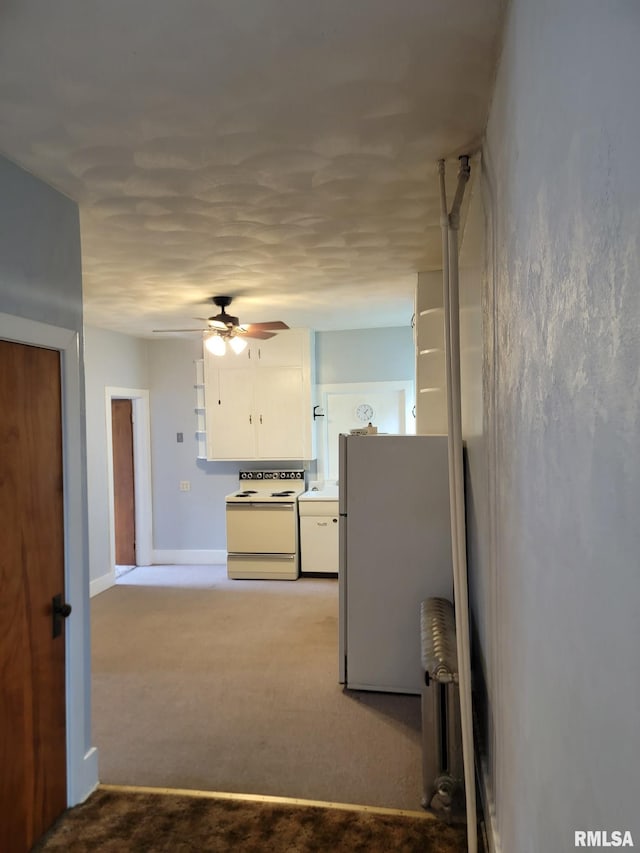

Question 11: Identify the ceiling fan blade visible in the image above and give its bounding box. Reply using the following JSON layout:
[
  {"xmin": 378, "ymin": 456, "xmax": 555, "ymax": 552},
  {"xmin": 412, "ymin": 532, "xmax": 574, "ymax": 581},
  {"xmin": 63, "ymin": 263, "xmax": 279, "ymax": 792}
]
[
  {"xmin": 153, "ymin": 328, "xmax": 205, "ymax": 333},
  {"xmin": 243, "ymin": 329, "xmax": 277, "ymax": 340},
  {"xmin": 244, "ymin": 321, "xmax": 289, "ymax": 332}
]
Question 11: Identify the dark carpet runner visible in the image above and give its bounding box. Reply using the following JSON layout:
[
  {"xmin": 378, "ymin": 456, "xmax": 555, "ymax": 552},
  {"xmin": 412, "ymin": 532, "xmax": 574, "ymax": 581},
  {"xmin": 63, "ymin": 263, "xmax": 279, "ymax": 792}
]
[{"xmin": 33, "ymin": 787, "xmax": 467, "ymax": 852}]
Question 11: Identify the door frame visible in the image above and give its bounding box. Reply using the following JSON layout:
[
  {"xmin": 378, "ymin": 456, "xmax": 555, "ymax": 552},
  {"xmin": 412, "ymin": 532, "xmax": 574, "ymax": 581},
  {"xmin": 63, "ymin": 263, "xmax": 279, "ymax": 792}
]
[
  {"xmin": 105, "ymin": 387, "xmax": 152, "ymax": 574},
  {"xmin": 0, "ymin": 311, "xmax": 97, "ymax": 807}
]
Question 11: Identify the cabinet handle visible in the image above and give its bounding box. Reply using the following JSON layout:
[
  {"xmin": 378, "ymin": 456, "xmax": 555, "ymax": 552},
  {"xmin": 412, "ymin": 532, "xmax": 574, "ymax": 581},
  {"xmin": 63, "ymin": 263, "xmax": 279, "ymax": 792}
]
[
  {"xmin": 249, "ymin": 414, "xmax": 252, "ymax": 424},
  {"xmin": 260, "ymin": 414, "xmax": 263, "ymax": 424},
  {"xmin": 258, "ymin": 348, "xmax": 261, "ymax": 359}
]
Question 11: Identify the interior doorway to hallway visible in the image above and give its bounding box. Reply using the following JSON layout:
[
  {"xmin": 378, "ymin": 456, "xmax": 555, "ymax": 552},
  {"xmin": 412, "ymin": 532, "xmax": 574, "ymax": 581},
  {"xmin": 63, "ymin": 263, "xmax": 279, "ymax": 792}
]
[
  {"xmin": 104, "ymin": 387, "xmax": 153, "ymax": 579},
  {"xmin": 111, "ymin": 398, "xmax": 136, "ymax": 569}
]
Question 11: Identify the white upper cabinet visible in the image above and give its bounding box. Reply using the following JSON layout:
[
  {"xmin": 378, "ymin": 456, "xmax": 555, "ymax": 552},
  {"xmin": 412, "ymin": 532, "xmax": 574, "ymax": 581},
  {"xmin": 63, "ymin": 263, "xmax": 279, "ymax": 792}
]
[
  {"xmin": 206, "ymin": 368, "xmax": 255, "ymax": 459},
  {"xmin": 248, "ymin": 330, "xmax": 303, "ymax": 367},
  {"xmin": 209, "ymin": 329, "xmax": 303, "ymax": 369},
  {"xmin": 254, "ymin": 367, "xmax": 305, "ymax": 459},
  {"xmin": 203, "ymin": 329, "xmax": 316, "ymax": 461}
]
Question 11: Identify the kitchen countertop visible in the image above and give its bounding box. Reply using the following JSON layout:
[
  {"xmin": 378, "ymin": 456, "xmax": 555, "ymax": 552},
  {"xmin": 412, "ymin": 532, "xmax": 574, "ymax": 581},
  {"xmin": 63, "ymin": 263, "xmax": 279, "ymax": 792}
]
[{"xmin": 299, "ymin": 482, "xmax": 339, "ymax": 501}]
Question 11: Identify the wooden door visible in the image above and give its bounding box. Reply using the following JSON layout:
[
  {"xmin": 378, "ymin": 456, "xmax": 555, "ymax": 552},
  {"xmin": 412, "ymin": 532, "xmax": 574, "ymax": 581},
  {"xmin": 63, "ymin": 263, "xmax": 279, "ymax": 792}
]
[
  {"xmin": 0, "ymin": 339, "xmax": 67, "ymax": 852},
  {"xmin": 111, "ymin": 399, "xmax": 136, "ymax": 565}
]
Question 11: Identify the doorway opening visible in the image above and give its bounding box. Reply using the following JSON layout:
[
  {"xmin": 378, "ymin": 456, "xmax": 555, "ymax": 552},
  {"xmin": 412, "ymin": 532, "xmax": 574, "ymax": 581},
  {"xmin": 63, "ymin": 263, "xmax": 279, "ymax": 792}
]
[
  {"xmin": 104, "ymin": 387, "xmax": 153, "ymax": 578},
  {"xmin": 111, "ymin": 398, "xmax": 136, "ymax": 573}
]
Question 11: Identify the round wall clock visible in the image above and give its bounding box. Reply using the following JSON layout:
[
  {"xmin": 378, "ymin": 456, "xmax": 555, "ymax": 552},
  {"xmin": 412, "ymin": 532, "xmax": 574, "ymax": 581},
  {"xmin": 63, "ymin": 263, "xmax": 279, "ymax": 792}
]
[{"xmin": 355, "ymin": 403, "xmax": 374, "ymax": 422}]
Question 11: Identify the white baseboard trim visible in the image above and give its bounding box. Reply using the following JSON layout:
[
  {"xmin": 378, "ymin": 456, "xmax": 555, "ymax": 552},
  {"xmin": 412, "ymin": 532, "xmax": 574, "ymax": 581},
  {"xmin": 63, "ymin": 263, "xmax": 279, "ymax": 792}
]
[
  {"xmin": 152, "ymin": 549, "xmax": 227, "ymax": 565},
  {"xmin": 90, "ymin": 571, "xmax": 115, "ymax": 598},
  {"xmin": 477, "ymin": 758, "xmax": 502, "ymax": 853}
]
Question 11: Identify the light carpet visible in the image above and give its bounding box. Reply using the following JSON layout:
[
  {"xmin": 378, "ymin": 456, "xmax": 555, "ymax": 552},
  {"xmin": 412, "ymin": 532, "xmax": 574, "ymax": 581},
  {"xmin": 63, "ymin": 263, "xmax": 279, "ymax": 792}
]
[{"xmin": 91, "ymin": 565, "xmax": 424, "ymax": 811}]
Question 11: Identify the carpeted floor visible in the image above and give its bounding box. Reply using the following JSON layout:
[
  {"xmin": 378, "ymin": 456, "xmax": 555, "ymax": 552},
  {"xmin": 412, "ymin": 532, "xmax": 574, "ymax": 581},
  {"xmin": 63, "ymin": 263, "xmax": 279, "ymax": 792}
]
[
  {"xmin": 32, "ymin": 787, "xmax": 468, "ymax": 852},
  {"xmin": 92, "ymin": 565, "xmax": 425, "ymax": 810}
]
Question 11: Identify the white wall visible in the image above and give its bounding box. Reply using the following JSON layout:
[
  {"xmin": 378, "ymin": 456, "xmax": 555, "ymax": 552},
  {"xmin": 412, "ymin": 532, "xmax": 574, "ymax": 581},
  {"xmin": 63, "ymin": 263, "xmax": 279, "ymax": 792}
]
[
  {"xmin": 467, "ymin": 1, "xmax": 640, "ymax": 850},
  {"xmin": 0, "ymin": 155, "xmax": 96, "ymax": 803},
  {"xmin": 83, "ymin": 326, "xmax": 150, "ymax": 583}
]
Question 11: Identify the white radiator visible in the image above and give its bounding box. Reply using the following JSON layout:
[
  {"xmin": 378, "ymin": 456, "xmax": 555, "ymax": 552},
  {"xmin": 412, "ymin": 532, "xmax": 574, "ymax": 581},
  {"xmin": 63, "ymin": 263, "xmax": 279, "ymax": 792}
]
[{"xmin": 420, "ymin": 597, "xmax": 463, "ymax": 816}]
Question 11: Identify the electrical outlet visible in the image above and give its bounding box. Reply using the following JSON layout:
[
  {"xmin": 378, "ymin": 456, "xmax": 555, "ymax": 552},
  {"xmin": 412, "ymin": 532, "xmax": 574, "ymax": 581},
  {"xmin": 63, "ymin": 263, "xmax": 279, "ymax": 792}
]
[{"xmin": 179, "ymin": 481, "xmax": 190, "ymax": 492}]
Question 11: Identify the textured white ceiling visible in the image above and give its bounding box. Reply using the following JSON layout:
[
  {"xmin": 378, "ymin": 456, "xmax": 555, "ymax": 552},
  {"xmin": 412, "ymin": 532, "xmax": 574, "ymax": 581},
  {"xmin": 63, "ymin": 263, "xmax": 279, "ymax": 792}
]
[{"xmin": 0, "ymin": 0, "xmax": 503, "ymax": 335}]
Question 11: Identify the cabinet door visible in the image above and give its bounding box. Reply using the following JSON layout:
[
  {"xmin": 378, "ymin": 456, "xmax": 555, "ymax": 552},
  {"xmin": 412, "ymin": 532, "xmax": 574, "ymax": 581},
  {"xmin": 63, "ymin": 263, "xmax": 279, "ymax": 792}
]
[
  {"xmin": 202, "ymin": 337, "xmax": 254, "ymax": 368},
  {"xmin": 254, "ymin": 367, "xmax": 305, "ymax": 459},
  {"xmin": 207, "ymin": 368, "xmax": 256, "ymax": 459},
  {"xmin": 251, "ymin": 330, "xmax": 303, "ymax": 367},
  {"xmin": 300, "ymin": 516, "xmax": 339, "ymax": 574}
]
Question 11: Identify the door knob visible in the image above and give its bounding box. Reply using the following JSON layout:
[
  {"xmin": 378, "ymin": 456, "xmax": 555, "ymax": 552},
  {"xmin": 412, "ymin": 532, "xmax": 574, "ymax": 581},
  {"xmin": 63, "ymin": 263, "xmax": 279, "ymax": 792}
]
[{"xmin": 52, "ymin": 593, "xmax": 72, "ymax": 638}]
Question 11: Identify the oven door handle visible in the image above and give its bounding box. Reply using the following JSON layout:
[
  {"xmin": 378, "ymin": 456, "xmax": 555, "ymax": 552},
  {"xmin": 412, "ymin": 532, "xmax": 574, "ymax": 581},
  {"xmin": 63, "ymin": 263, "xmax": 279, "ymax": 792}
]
[
  {"xmin": 226, "ymin": 502, "xmax": 296, "ymax": 509},
  {"xmin": 227, "ymin": 553, "xmax": 296, "ymax": 560}
]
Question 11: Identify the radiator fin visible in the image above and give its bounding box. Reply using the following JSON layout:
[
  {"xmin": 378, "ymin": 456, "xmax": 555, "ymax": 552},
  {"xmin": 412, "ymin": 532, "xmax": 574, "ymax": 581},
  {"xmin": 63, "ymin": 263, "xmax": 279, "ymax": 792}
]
[{"xmin": 420, "ymin": 597, "xmax": 458, "ymax": 683}]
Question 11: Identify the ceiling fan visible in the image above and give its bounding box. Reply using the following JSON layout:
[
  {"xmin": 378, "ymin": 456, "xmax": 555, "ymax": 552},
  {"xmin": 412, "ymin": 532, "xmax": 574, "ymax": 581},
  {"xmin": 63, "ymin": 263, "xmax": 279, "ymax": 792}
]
[{"xmin": 153, "ymin": 295, "xmax": 289, "ymax": 355}]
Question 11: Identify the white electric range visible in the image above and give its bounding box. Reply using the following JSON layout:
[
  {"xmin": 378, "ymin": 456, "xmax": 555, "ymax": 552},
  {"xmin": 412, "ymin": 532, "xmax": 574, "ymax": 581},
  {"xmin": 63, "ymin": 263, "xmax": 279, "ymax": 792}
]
[{"xmin": 225, "ymin": 470, "xmax": 306, "ymax": 580}]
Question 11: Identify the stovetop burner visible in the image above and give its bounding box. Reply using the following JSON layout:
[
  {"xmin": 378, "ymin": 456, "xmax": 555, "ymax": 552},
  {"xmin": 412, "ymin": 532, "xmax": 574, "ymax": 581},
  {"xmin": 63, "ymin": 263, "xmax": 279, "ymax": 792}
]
[{"xmin": 226, "ymin": 469, "xmax": 306, "ymax": 504}]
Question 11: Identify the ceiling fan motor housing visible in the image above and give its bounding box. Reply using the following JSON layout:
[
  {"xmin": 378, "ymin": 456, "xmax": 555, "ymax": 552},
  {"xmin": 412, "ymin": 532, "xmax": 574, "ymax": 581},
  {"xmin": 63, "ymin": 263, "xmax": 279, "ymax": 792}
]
[
  {"xmin": 213, "ymin": 295, "xmax": 232, "ymax": 309},
  {"xmin": 210, "ymin": 296, "xmax": 239, "ymax": 329}
]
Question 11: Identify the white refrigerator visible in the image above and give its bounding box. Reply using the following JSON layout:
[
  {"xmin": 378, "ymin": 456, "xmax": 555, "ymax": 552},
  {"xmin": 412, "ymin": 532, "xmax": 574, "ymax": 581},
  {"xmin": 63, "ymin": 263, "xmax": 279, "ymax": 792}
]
[{"xmin": 338, "ymin": 433, "xmax": 453, "ymax": 694}]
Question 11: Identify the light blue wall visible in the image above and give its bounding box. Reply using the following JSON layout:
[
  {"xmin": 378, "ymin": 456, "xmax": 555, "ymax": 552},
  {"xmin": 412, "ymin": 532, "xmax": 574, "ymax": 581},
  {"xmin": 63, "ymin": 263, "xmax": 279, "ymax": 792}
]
[
  {"xmin": 469, "ymin": 1, "xmax": 640, "ymax": 849},
  {"xmin": 84, "ymin": 326, "xmax": 150, "ymax": 582},
  {"xmin": 316, "ymin": 326, "xmax": 414, "ymax": 384},
  {"xmin": 0, "ymin": 154, "xmax": 94, "ymax": 802},
  {"xmin": 147, "ymin": 337, "xmax": 240, "ymax": 551},
  {"xmin": 0, "ymin": 156, "xmax": 83, "ymax": 329}
]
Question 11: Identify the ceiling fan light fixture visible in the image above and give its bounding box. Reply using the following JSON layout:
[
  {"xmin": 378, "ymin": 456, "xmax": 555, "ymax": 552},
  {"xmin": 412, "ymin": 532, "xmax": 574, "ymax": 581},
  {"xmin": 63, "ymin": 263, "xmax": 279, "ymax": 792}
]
[
  {"xmin": 229, "ymin": 335, "xmax": 247, "ymax": 354},
  {"xmin": 205, "ymin": 333, "xmax": 226, "ymax": 356}
]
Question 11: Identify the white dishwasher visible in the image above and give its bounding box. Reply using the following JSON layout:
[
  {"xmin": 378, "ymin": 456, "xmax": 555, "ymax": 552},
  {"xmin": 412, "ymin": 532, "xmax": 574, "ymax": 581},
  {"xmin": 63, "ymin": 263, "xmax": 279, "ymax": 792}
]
[{"xmin": 298, "ymin": 484, "xmax": 339, "ymax": 576}]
